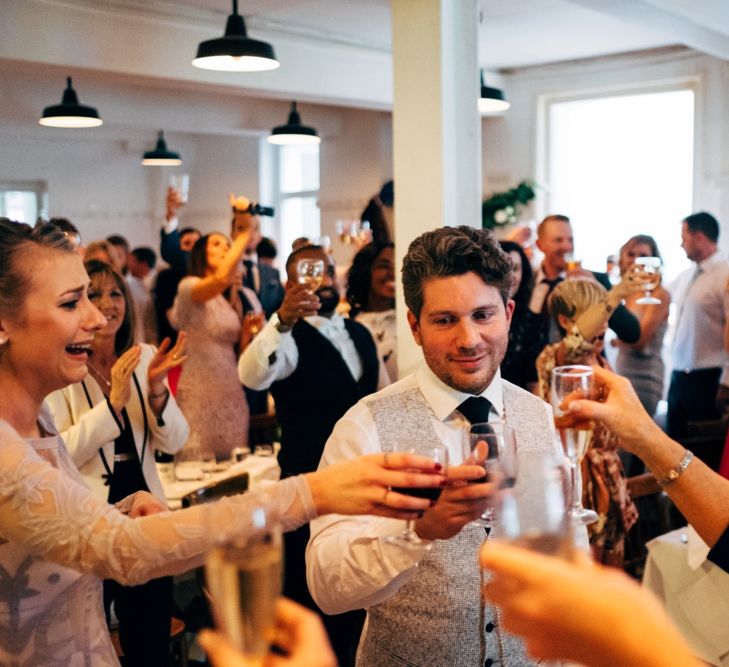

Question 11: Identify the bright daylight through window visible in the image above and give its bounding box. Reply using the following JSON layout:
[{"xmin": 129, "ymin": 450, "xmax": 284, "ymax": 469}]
[{"xmin": 546, "ymin": 88, "xmax": 694, "ymax": 283}]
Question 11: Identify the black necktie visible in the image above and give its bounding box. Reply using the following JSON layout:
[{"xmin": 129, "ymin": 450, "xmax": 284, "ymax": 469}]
[
  {"xmin": 458, "ymin": 396, "xmax": 493, "ymax": 425},
  {"xmin": 243, "ymin": 259, "xmax": 255, "ymax": 291}
]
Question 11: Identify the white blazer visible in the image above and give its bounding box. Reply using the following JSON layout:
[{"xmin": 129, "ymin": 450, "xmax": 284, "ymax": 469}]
[{"xmin": 46, "ymin": 344, "xmax": 189, "ymax": 504}]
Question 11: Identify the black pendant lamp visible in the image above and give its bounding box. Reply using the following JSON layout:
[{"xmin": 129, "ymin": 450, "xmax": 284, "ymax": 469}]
[
  {"xmin": 193, "ymin": 0, "xmax": 279, "ymax": 72},
  {"xmin": 478, "ymin": 70, "xmax": 510, "ymax": 114},
  {"xmin": 142, "ymin": 131, "xmax": 182, "ymax": 166},
  {"xmin": 39, "ymin": 77, "xmax": 103, "ymax": 128},
  {"xmin": 268, "ymin": 102, "xmax": 320, "ymax": 145}
]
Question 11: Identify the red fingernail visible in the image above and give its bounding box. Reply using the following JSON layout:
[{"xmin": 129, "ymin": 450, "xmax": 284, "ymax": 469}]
[
  {"xmin": 429, "ymin": 500, "xmax": 436, "ymax": 507},
  {"xmin": 417, "ymin": 511, "xmax": 425, "ymax": 519},
  {"xmin": 440, "ymin": 479, "xmax": 448, "ymax": 486},
  {"xmin": 434, "ymin": 462, "xmax": 443, "ymax": 471}
]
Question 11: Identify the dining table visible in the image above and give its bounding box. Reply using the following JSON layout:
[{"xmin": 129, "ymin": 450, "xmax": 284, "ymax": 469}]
[
  {"xmin": 160, "ymin": 452, "xmax": 280, "ymax": 510},
  {"xmin": 643, "ymin": 525, "xmax": 729, "ymax": 667}
]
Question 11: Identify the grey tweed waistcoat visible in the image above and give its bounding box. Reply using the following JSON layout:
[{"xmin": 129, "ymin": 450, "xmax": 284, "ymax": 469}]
[{"xmin": 358, "ymin": 380, "xmax": 555, "ymax": 667}]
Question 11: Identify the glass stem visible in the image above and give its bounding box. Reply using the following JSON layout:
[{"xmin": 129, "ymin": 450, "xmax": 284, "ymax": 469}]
[{"xmin": 570, "ymin": 458, "xmax": 583, "ymax": 513}]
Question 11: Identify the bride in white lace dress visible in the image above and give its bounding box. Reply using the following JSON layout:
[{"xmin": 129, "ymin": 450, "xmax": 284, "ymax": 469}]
[{"xmin": 0, "ymin": 219, "xmax": 446, "ymax": 666}]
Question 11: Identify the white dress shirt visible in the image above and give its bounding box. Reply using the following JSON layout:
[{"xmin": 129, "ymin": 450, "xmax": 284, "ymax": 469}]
[
  {"xmin": 669, "ymin": 251, "xmax": 729, "ymax": 383},
  {"xmin": 237, "ymin": 313, "xmax": 389, "ymax": 391},
  {"xmin": 305, "ymin": 364, "xmax": 508, "ymax": 614}
]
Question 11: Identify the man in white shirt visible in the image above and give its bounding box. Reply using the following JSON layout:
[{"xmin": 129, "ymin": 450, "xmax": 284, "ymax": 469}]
[
  {"xmin": 238, "ymin": 244, "xmax": 386, "ymax": 667},
  {"xmin": 307, "ymin": 226, "xmax": 568, "ymax": 667},
  {"xmin": 528, "ymin": 214, "xmax": 640, "ymax": 347},
  {"xmin": 667, "ymin": 211, "xmax": 729, "ymax": 441}
]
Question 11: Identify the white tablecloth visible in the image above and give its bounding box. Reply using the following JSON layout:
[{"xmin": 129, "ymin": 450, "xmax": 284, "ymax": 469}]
[
  {"xmin": 160, "ymin": 454, "xmax": 280, "ymax": 509},
  {"xmin": 643, "ymin": 526, "xmax": 729, "ymax": 666}
]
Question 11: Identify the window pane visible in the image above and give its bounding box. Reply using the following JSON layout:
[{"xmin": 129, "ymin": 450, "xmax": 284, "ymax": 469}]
[
  {"xmin": 0, "ymin": 191, "xmax": 39, "ymax": 223},
  {"xmin": 548, "ymin": 89, "xmax": 694, "ymax": 282},
  {"xmin": 279, "ymin": 196, "xmax": 321, "ymax": 259},
  {"xmin": 279, "ymin": 144, "xmax": 320, "ymax": 194}
]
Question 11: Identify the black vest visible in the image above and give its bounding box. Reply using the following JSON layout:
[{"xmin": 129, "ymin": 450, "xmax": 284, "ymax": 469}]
[{"xmin": 270, "ymin": 318, "xmax": 379, "ymax": 476}]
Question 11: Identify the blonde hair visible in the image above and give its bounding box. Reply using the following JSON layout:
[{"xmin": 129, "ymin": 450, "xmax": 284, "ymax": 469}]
[{"xmin": 548, "ymin": 278, "xmax": 607, "ymax": 335}]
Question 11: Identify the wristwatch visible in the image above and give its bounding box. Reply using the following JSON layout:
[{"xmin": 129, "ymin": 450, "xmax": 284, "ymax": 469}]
[{"xmin": 272, "ymin": 312, "xmax": 293, "ymax": 334}]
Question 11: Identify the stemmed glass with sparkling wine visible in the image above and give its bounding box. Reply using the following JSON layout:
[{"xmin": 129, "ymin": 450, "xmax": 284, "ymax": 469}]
[
  {"xmin": 386, "ymin": 441, "xmax": 448, "ymax": 546},
  {"xmin": 462, "ymin": 421, "xmax": 517, "ymax": 528},
  {"xmin": 633, "ymin": 256, "xmax": 662, "ymax": 305},
  {"xmin": 205, "ymin": 499, "xmax": 282, "ymax": 667},
  {"xmin": 498, "ymin": 452, "xmax": 574, "ymax": 559},
  {"xmin": 551, "ymin": 365, "xmax": 598, "ymax": 525},
  {"xmin": 296, "ymin": 259, "xmax": 325, "ymax": 292}
]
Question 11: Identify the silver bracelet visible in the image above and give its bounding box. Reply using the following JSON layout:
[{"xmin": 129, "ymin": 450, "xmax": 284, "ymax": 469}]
[{"xmin": 656, "ymin": 450, "xmax": 694, "ymax": 487}]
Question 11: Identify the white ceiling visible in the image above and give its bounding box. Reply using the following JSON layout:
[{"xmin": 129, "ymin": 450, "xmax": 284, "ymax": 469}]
[{"xmin": 156, "ymin": 0, "xmax": 729, "ymax": 69}]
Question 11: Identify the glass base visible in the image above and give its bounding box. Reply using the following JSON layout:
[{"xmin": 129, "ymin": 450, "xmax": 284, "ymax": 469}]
[
  {"xmin": 570, "ymin": 507, "xmax": 599, "ymax": 525},
  {"xmin": 385, "ymin": 531, "xmax": 429, "ymax": 547},
  {"xmin": 636, "ymin": 296, "xmax": 661, "ymax": 305}
]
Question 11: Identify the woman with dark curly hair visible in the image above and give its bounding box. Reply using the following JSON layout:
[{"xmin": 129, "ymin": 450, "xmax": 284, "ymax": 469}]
[
  {"xmin": 499, "ymin": 240, "xmax": 544, "ymax": 390},
  {"xmin": 346, "ymin": 241, "xmax": 397, "ymax": 380}
]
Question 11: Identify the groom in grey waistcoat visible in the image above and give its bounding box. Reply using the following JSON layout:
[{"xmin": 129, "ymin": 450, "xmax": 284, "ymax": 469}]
[{"xmin": 307, "ymin": 225, "xmax": 570, "ymax": 667}]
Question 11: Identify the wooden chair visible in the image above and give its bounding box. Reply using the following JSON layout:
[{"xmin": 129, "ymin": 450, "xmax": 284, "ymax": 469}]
[
  {"xmin": 111, "ymin": 616, "xmax": 188, "ymax": 667},
  {"xmin": 683, "ymin": 418, "xmax": 728, "ymax": 472}
]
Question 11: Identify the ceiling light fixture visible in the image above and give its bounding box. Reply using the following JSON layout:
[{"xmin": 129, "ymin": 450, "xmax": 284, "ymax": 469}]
[
  {"xmin": 142, "ymin": 131, "xmax": 182, "ymax": 166},
  {"xmin": 193, "ymin": 0, "xmax": 279, "ymax": 72},
  {"xmin": 478, "ymin": 70, "xmax": 510, "ymax": 114},
  {"xmin": 267, "ymin": 102, "xmax": 321, "ymax": 145},
  {"xmin": 39, "ymin": 77, "xmax": 103, "ymax": 128}
]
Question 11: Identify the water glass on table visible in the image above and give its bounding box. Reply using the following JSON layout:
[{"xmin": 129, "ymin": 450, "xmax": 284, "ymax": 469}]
[
  {"xmin": 551, "ymin": 365, "xmax": 598, "ymax": 526},
  {"xmin": 205, "ymin": 499, "xmax": 283, "ymax": 667},
  {"xmin": 462, "ymin": 421, "xmax": 517, "ymax": 528}
]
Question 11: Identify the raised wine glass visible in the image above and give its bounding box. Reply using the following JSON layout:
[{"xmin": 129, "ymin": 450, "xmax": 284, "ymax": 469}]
[
  {"xmin": 551, "ymin": 365, "xmax": 598, "ymax": 526},
  {"xmin": 498, "ymin": 452, "xmax": 574, "ymax": 559},
  {"xmin": 634, "ymin": 256, "xmax": 662, "ymax": 305},
  {"xmin": 205, "ymin": 498, "xmax": 282, "ymax": 667},
  {"xmin": 462, "ymin": 421, "xmax": 517, "ymax": 528},
  {"xmin": 296, "ymin": 259, "xmax": 325, "ymax": 292},
  {"xmin": 386, "ymin": 441, "xmax": 448, "ymax": 546}
]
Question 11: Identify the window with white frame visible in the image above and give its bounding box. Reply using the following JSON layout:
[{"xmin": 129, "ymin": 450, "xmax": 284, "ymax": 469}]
[
  {"xmin": 544, "ymin": 87, "xmax": 694, "ymax": 283},
  {"xmin": 262, "ymin": 142, "xmax": 321, "ymax": 266},
  {"xmin": 0, "ymin": 181, "xmax": 47, "ymax": 224}
]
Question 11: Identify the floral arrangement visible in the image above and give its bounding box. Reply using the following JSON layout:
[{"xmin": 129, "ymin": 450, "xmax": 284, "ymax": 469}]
[{"xmin": 482, "ymin": 180, "xmax": 536, "ymax": 229}]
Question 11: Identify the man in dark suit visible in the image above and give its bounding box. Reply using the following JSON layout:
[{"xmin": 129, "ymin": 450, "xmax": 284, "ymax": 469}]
[
  {"xmin": 230, "ymin": 206, "xmax": 285, "ymax": 319},
  {"xmin": 528, "ymin": 214, "xmax": 640, "ymax": 346},
  {"xmin": 238, "ymin": 244, "xmax": 387, "ymax": 667}
]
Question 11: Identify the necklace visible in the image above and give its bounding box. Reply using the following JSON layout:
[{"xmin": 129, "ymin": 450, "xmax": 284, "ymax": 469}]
[{"xmin": 86, "ymin": 360, "xmax": 112, "ymax": 389}]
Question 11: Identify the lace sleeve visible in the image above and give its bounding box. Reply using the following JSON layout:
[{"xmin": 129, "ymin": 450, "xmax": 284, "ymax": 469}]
[{"xmin": 0, "ymin": 422, "xmax": 316, "ymax": 586}]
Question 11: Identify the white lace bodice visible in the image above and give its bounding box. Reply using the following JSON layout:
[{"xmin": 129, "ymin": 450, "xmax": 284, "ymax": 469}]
[{"xmin": 0, "ymin": 408, "xmax": 315, "ymax": 666}]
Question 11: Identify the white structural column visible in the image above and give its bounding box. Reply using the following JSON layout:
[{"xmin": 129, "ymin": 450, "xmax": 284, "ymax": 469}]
[{"xmin": 392, "ymin": 0, "xmax": 482, "ymax": 377}]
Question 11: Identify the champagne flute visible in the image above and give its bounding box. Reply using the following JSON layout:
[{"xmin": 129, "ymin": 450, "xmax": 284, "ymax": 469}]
[
  {"xmin": 296, "ymin": 259, "xmax": 325, "ymax": 292},
  {"xmin": 498, "ymin": 452, "xmax": 574, "ymax": 559},
  {"xmin": 462, "ymin": 421, "xmax": 517, "ymax": 527},
  {"xmin": 634, "ymin": 256, "xmax": 662, "ymax": 304},
  {"xmin": 205, "ymin": 499, "xmax": 283, "ymax": 666},
  {"xmin": 551, "ymin": 365, "xmax": 598, "ymax": 525},
  {"xmin": 386, "ymin": 441, "xmax": 448, "ymax": 546}
]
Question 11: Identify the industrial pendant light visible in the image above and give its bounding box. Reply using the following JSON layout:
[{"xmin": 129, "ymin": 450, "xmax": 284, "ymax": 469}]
[
  {"xmin": 142, "ymin": 131, "xmax": 182, "ymax": 166},
  {"xmin": 193, "ymin": 0, "xmax": 279, "ymax": 72},
  {"xmin": 267, "ymin": 102, "xmax": 320, "ymax": 145},
  {"xmin": 478, "ymin": 70, "xmax": 510, "ymax": 114},
  {"xmin": 39, "ymin": 77, "xmax": 103, "ymax": 128}
]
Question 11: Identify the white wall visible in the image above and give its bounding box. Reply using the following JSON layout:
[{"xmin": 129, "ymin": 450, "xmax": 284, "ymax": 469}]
[{"xmin": 482, "ymin": 46, "xmax": 729, "ymax": 254}]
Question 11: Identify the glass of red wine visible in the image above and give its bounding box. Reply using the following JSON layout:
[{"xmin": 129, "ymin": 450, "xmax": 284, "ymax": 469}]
[
  {"xmin": 463, "ymin": 421, "xmax": 517, "ymax": 528},
  {"xmin": 386, "ymin": 441, "xmax": 448, "ymax": 546}
]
